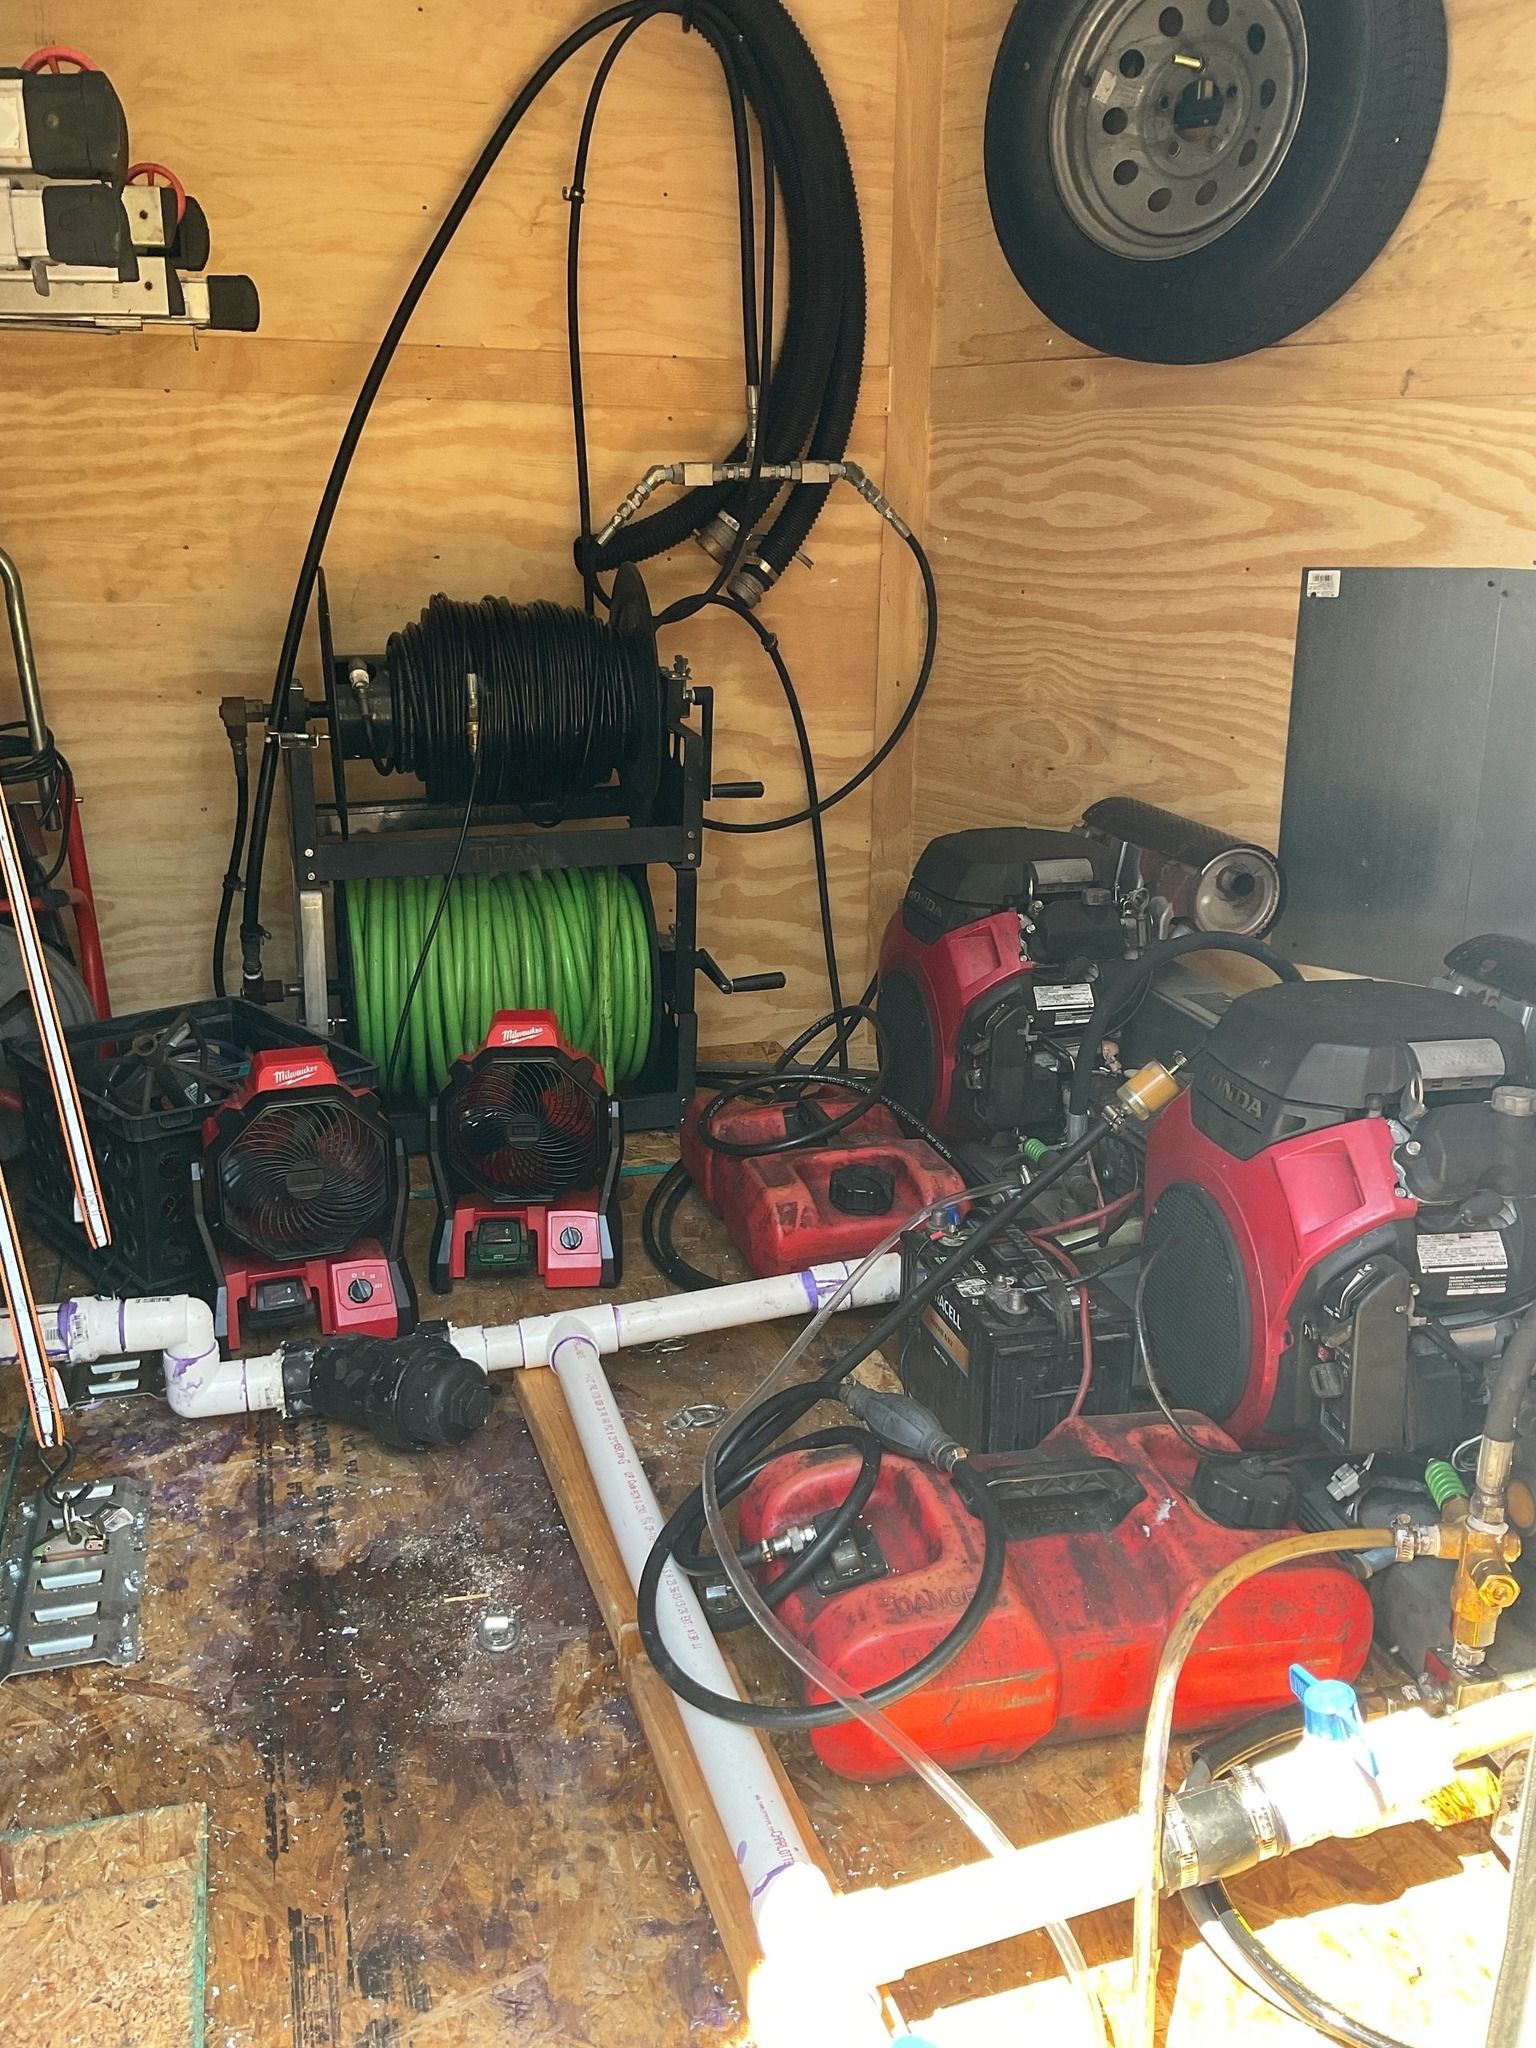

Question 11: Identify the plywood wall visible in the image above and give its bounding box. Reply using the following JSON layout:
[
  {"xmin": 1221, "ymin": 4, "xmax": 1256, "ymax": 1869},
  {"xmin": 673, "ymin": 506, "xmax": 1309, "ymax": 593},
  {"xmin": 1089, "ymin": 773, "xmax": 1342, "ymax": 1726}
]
[
  {"xmin": 910, "ymin": 0, "xmax": 1536, "ymax": 894},
  {"xmin": 0, "ymin": 2, "xmax": 923, "ymax": 1046}
]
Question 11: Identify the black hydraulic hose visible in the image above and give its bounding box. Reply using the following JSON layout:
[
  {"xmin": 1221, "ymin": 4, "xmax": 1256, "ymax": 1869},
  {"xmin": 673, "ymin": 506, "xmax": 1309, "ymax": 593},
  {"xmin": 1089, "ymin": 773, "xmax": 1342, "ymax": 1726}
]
[
  {"xmin": 701, "ymin": 532, "xmax": 938, "ymax": 836},
  {"xmin": 1067, "ymin": 931, "xmax": 1304, "ymax": 1120},
  {"xmin": 1483, "ymin": 1296, "xmax": 1536, "ymax": 1447},
  {"xmin": 232, "ymin": 0, "xmax": 862, "ymax": 1001},
  {"xmin": 213, "ymin": 718, "xmax": 249, "ymax": 1000},
  {"xmin": 586, "ymin": 0, "xmax": 863, "ymax": 580},
  {"xmin": 637, "ymin": 1452, "xmax": 1004, "ymax": 1730}
]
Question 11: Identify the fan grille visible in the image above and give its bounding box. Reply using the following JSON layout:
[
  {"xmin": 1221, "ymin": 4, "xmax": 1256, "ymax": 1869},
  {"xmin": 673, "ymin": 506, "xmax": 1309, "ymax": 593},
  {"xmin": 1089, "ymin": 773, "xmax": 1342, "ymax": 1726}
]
[
  {"xmin": 446, "ymin": 1057, "xmax": 602, "ymax": 1204},
  {"xmin": 216, "ymin": 1095, "xmax": 390, "ymax": 1261}
]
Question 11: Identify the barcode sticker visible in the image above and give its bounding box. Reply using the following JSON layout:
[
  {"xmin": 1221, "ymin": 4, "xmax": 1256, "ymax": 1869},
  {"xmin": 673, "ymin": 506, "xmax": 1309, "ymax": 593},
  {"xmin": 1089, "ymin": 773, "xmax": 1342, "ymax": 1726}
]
[{"xmin": 1307, "ymin": 569, "xmax": 1342, "ymax": 598}]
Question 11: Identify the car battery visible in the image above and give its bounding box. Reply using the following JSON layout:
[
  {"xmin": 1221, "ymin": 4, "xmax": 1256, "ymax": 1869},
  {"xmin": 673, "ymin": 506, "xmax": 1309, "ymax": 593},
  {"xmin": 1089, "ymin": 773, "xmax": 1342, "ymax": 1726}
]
[
  {"xmin": 737, "ymin": 1414, "xmax": 1374, "ymax": 1781},
  {"xmin": 680, "ymin": 1089, "xmax": 966, "ymax": 1279},
  {"xmin": 899, "ymin": 1216, "xmax": 1136, "ymax": 1450}
]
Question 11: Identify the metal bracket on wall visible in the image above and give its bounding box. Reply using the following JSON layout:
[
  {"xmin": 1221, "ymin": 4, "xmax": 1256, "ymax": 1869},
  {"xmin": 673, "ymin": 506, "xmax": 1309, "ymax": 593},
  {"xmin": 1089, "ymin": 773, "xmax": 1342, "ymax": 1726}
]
[{"xmin": 0, "ymin": 1475, "xmax": 150, "ymax": 1679}]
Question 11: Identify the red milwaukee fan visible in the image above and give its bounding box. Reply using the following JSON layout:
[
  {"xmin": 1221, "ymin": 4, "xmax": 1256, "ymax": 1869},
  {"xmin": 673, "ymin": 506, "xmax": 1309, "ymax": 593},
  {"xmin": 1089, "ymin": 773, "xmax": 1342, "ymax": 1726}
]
[
  {"xmin": 193, "ymin": 1049, "xmax": 414, "ymax": 1351},
  {"xmin": 430, "ymin": 1012, "xmax": 622, "ymax": 1292}
]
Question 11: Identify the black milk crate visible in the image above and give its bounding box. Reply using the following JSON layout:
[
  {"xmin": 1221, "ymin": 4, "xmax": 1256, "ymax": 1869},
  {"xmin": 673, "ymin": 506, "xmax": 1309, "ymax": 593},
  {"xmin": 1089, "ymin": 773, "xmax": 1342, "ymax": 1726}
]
[{"xmin": 15, "ymin": 999, "xmax": 376, "ymax": 1298}]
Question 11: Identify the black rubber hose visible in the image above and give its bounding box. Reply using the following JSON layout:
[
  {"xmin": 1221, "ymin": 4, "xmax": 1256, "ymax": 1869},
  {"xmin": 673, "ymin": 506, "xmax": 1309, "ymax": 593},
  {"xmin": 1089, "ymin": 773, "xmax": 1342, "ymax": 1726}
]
[
  {"xmin": 637, "ymin": 1452, "xmax": 1004, "ymax": 1730},
  {"xmin": 213, "ymin": 721, "xmax": 249, "ymax": 1000},
  {"xmin": 1483, "ymin": 1297, "xmax": 1536, "ymax": 1447},
  {"xmin": 587, "ymin": 0, "xmax": 863, "ymax": 578},
  {"xmin": 1067, "ymin": 931, "xmax": 1305, "ymax": 1120}
]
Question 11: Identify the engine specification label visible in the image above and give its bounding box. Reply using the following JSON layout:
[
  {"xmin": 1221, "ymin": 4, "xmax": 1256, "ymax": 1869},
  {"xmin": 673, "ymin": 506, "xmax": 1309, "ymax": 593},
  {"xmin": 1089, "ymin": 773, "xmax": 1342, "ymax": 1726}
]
[
  {"xmin": 1418, "ymin": 1229, "xmax": 1508, "ymax": 1296},
  {"xmin": 1036, "ymin": 981, "xmax": 1095, "ymax": 1016}
]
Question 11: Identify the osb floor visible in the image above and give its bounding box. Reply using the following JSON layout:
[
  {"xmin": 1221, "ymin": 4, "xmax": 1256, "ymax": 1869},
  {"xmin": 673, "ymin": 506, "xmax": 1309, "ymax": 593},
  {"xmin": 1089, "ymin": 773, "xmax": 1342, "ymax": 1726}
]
[{"xmin": 0, "ymin": 1155, "xmax": 1516, "ymax": 2047}]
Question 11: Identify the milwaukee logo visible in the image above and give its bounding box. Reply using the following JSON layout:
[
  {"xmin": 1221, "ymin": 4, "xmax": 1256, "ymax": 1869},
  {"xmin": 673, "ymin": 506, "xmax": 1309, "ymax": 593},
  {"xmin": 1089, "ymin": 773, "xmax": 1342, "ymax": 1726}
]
[
  {"xmin": 1210, "ymin": 1074, "xmax": 1266, "ymax": 1123},
  {"xmin": 491, "ymin": 1023, "xmax": 551, "ymax": 1047},
  {"xmin": 268, "ymin": 1061, "xmax": 325, "ymax": 1088}
]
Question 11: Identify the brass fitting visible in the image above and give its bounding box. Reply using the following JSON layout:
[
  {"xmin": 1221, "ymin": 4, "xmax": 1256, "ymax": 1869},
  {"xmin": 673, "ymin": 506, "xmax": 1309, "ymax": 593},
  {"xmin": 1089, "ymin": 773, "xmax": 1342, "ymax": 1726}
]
[{"xmin": 1445, "ymin": 1496, "xmax": 1522, "ymax": 1671}]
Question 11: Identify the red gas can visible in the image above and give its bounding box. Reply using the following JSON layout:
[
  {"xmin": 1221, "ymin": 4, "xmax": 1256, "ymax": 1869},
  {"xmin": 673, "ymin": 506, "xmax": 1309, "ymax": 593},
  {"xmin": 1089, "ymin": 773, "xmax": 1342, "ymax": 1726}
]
[
  {"xmin": 737, "ymin": 1414, "xmax": 1374, "ymax": 1781},
  {"xmin": 680, "ymin": 1090, "xmax": 966, "ymax": 1279}
]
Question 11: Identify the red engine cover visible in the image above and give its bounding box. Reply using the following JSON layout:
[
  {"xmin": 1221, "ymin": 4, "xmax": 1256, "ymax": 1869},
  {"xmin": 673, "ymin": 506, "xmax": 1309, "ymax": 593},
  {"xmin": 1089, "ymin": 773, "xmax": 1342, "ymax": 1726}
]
[
  {"xmin": 1142, "ymin": 1093, "xmax": 1416, "ymax": 1443},
  {"xmin": 877, "ymin": 907, "xmax": 1030, "ymax": 1134},
  {"xmin": 738, "ymin": 1414, "xmax": 1374, "ymax": 1781},
  {"xmin": 681, "ymin": 1091, "xmax": 966, "ymax": 1279}
]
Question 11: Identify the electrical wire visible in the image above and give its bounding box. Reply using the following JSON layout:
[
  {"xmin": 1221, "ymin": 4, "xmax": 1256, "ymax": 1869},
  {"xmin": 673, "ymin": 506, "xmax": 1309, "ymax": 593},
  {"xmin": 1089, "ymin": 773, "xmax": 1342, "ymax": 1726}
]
[{"xmin": 1031, "ymin": 1232, "xmax": 1095, "ymax": 1423}]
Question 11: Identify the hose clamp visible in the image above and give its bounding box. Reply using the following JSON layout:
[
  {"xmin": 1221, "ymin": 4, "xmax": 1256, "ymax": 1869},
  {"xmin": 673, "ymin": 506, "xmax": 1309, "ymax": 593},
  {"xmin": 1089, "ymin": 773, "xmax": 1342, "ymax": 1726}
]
[
  {"xmin": 1230, "ymin": 1764, "xmax": 1284, "ymax": 1860},
  {"xmin": 1161, "ymin": 1800, "xmax": 1200, "ymax": 1892}
]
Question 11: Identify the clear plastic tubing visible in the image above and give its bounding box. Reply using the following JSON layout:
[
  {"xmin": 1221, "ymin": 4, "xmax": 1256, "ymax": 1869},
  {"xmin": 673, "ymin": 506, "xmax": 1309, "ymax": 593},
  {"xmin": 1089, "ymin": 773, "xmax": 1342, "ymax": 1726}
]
[{"xmin": 699, "ymin": 1182, "xmax": 1108, "ymax": 2045}]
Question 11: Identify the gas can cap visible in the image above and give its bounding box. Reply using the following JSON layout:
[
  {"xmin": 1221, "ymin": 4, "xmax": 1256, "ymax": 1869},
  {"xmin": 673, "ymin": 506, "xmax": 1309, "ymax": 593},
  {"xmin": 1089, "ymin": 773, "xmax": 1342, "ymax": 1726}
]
[
  {"xmin": 1289, "ymin": 1665, "xmax": 1375, "ymax": 1774},
  {"xmin": 828, "ymin": 1164, "xmax": 896, "ymax": 1217}
]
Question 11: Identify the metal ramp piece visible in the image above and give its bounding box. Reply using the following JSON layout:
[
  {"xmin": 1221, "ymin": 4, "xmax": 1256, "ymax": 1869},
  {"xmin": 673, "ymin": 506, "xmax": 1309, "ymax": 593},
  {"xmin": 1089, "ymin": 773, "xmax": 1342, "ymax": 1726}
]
[
  {"xmin": 0, "ymin": 1476, "xmax": 150, "ymax": 1679},
  {"xmin": 58, "ymin": 1353, "xmax": 167, "ymax": 1407}
]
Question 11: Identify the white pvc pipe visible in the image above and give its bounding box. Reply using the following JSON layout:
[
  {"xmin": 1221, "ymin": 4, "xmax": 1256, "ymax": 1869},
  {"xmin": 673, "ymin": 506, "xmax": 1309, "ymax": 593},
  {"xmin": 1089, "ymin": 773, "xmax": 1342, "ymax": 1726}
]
[
  {"xmin": 451, "ymin": 1254, "xmax": 902, "ymax": 1375},
  {"xmin": 0, "ymin": 1256, "xmax": 901, "ymax": 1425},
  {"xmin": 0, "ymin": 1294, "xmax": 284, "ymax": 1418},
  {"xmin": 544, "ymin": 1320, "xmax": 889, "ymax": 2048}
]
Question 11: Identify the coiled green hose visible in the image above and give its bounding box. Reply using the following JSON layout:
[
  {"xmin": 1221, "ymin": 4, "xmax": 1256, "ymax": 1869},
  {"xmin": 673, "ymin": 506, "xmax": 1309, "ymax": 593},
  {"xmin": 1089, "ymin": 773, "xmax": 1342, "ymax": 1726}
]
[{"xmin": 344, "ymin": 867, "xmax": 653, "ymax": 1102}]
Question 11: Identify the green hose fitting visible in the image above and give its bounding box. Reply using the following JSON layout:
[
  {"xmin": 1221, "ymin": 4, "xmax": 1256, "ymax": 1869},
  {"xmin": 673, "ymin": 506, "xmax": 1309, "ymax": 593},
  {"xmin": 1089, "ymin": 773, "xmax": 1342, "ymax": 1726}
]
[
  {"xmin": 1426, "ymin": 1459, "xmax": 1469, "ymax": 1511},
  {"xmin": 344, "ymin": 866, "xmax": 654, "ymax": 1104},
  {"xmin": 1022, "ymin": 1137, "xmax": 1050, "ymax": 1166}
]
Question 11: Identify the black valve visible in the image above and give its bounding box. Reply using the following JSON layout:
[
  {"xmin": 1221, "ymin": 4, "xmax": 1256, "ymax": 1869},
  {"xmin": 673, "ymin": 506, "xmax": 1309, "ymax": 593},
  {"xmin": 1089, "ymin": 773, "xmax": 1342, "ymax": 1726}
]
[{"xmin": 290, "ymin": 1325, "xmax": 494, "ymax": 1451}]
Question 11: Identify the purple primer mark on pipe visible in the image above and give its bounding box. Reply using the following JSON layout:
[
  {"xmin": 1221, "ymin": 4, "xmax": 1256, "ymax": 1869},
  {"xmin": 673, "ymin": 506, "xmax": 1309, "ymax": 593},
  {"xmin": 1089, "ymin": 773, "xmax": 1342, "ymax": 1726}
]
[
  {"xmin": 56, "ymin": 1299, "xmax": 76, "ymax": 1352},
  {"xmin": 751, "ymin": 1858, "xmax": 794, "ymax": 1901},
  {"xmin": 118, "ymin": 1299, "xmax": 127, "ymax": 1353},
  {"xmin": 164, "ymin": 1346, "xmax": 204, "ymax": 1382}
]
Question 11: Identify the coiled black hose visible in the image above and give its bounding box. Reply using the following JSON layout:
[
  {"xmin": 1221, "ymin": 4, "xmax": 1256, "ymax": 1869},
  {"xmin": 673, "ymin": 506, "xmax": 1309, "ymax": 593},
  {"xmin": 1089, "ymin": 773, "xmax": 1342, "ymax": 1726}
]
[
  {"xmin": 637, "ymin": 1116, "xmax": 1117, "ymax": 1727},
  {"xmin": 229, "ymin": 0, "xmax": 865, "ymax": 1002},
  {"xmin": 381, "ymin": 595, "xmax": 656, "ymax": 812}
]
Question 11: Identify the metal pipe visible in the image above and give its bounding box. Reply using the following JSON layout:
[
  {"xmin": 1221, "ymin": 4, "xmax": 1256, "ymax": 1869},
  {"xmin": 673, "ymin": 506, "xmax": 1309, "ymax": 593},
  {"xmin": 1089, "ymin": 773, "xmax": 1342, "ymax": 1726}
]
[{"xmin": 0, "ymin": 546, "xmax": 48, "ymax": 753}]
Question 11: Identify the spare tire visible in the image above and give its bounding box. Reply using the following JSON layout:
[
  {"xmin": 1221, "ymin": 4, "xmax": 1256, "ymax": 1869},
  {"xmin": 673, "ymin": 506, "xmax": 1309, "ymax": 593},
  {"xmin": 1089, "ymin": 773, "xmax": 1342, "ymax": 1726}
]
[{"xmin": 985, "ymin": 0, "xmax": 1447, "ymax": 363}]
